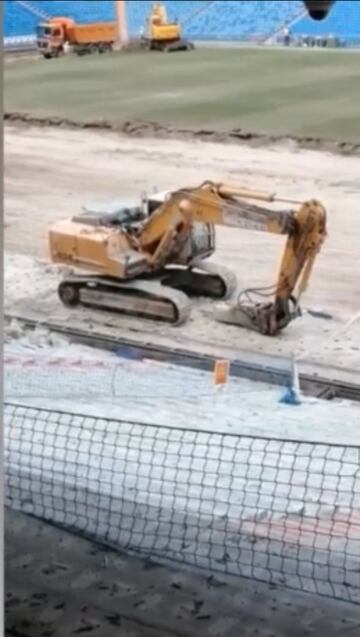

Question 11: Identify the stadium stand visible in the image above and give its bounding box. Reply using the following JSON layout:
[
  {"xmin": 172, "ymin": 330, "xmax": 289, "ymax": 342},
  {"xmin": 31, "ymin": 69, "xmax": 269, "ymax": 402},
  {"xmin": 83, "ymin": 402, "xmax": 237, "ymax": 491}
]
[
  {"xmin": 3, "ymin": 0, "xmax": 302, "ymax": 41},
  {"xmin": 4, "ymin": 0, "xmax": 360, "ymax": 44},
  {"xmin": 183, "ymin": 1, "xmax": 303, "ymax": 41},
  {"xmin": 4, "ymin": 0, "xmax": 201, "ymax": 38},
  {"xmin": 4, "ymin": 1, "xmax": 114, "ymax": 38}
]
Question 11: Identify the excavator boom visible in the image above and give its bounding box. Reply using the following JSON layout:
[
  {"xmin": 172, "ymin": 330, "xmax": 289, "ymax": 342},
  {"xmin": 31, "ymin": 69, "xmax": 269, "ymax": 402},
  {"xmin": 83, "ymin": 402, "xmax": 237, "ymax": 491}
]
[{"xmin": 217, "ymin": 198, "xmax": 327, "ymax": 335}]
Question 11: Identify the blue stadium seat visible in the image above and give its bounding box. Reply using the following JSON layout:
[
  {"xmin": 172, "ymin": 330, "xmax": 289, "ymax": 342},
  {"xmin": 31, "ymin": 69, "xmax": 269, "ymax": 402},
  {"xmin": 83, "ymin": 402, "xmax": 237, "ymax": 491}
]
[
  {"xmin": 4, "ymin": 0, "xmax": 360, "ymax": 44},
  {"xmin": 184, "ymin": 1, "xmax": 302, "ymax": 41},
  {"xmin": 4, "ymin": 1, "xmax": 114, "ymax": 38},
  {"xmin": 126, "ymin": 1, "xmax": 204, "ymax": 36},
  {"xmin": 4, "ymin": 0, "xmax": 202, "ymax": 38},
  {"xmin": 2, "ymin": 0, "xmax": 302, "ymax": 40}
]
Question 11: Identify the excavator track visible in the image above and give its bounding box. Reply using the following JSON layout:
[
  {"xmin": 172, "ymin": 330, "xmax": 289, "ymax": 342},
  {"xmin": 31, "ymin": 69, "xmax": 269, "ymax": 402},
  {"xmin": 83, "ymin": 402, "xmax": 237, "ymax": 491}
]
[
  {"xmin": 57, "ymin": 263, "xmax": 236, "ymax": 326},
  {"xmin": 57, "ymin": 275, "xmax": 191, "ymax": 325},
  {"xmin": 164, "ymin": 39, "xmax": 195, "ymax": 52},
  {"xmin": 162, "ymin": 262, "xmax": 237, "ymax": 300}
]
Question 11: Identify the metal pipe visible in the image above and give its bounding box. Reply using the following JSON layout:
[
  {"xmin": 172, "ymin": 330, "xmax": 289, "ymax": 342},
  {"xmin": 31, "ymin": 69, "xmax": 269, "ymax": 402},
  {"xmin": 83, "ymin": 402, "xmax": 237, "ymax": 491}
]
[
  {"xmin": 217, "ymin": 184, "xmax": 276, "ymax": 202},
  {"xmin": 217, "ymin": 184, "xmax": 302, "ymax": 205}
]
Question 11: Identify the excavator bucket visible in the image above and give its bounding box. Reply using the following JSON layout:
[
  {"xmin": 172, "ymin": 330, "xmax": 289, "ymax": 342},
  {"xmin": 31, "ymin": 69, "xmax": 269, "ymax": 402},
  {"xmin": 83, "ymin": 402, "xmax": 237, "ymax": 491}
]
[{"xmin": 213, "ymin": 301, "xmax": 301, "ymax": 336}]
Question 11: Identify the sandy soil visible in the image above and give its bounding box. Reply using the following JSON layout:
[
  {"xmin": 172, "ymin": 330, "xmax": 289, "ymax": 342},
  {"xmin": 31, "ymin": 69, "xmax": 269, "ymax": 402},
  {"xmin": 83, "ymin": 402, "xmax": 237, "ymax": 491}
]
[
  {"xmin": 6, "ymin": 344, "xmax": 360, "ymax": 599},
  {"xmin": 4, "ymin": 124, "xmax": 360, "ymax": 373},
  {"xmin": 5, "ymin": 338, "xmax": 360, "ymax": 445},
  {"xmin": 5, "ymin": 125, "xmax": 360, "ymax": 617},
  {"xmin": 8, "ymin": 510, "xmax": 360, "ymax": 636}
]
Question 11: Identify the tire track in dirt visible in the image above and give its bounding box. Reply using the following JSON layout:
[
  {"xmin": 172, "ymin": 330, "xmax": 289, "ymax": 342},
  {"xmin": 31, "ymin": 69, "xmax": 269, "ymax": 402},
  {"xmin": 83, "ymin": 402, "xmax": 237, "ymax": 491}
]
[{"xmin": 4, "ymin": 111, "xmax": 360, "ymax": 157}]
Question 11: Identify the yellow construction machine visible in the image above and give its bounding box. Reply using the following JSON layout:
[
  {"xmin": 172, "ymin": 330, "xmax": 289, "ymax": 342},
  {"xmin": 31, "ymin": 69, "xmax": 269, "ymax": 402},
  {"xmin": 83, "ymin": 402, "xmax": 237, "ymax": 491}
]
[
  {"xmin": 142, "ymin": 3, "xmax": 194, "ymax": 52},
  {"xmin": 49, "ymin": 182, "xmax": 327, "ymax": 336}
]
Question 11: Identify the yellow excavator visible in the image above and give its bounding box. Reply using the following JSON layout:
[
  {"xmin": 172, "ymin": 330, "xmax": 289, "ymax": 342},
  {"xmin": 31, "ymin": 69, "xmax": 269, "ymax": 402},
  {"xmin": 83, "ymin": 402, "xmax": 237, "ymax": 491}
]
[
  {"xmin": 49, "ymin": 182, "xmax": 327, "ymax": 336},
  {"xmin": 142, "ymin": 3, "xmax": 194, "ymax": 52}
]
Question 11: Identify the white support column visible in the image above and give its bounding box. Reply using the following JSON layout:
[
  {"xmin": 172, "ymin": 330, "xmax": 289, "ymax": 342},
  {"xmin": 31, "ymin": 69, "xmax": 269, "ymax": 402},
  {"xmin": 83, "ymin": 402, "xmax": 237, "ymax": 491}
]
[{"xmin": 115, "ymin": 0, "xmax": 129, "ymax": 50}]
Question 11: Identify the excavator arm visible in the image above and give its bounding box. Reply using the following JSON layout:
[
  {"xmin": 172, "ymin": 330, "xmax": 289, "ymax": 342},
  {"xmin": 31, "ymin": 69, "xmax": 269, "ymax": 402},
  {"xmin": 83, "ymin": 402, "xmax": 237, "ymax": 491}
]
[{"xmin": 139, "ymin": 181, "xmax": 327, "ymax": 335}]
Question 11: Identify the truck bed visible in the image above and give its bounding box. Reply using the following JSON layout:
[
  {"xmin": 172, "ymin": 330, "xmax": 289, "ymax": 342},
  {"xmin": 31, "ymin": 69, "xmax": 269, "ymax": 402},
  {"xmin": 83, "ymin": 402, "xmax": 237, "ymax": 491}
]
[{"xmin": 67, "ymin": 22, "xmax": 117, "ymax": 45}]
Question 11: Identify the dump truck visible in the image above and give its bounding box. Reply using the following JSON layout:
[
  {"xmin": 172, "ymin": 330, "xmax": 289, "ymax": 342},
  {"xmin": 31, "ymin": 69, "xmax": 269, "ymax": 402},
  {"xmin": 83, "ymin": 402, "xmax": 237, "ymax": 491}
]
[{"xmin": 36, "ymin": 17, "xmax": 117, "ymax": 59}]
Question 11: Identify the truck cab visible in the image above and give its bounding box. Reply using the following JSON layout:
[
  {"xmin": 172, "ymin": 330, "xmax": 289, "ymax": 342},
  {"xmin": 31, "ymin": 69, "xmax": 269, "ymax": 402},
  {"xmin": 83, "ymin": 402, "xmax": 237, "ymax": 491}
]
[{"xmin": 36, "ymin": 18, "xmax": 74, "ymax": 59}]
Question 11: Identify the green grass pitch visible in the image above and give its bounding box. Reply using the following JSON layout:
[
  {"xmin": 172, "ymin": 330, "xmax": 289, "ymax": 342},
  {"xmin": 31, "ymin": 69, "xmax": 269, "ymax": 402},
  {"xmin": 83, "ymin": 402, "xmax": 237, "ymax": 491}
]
[{"xmin": 5, "ymin": 47, "xmax": 360, "ymax": 142}]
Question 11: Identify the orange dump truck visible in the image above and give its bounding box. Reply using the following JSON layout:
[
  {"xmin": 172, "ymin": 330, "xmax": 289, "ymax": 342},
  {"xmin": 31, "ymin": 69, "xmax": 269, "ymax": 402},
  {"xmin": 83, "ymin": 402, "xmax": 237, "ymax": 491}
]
[{"xmin": 36, "ymin": 17, "xmax": 117, "ymax": 59}]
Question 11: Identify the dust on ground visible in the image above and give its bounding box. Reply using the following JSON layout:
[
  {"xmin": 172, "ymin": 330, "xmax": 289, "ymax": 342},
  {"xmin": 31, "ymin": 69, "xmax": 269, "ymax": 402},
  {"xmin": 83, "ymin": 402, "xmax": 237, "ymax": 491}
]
[{"xmin": 5, "ymin": 124, "xmax": 360, "ymax": 373}]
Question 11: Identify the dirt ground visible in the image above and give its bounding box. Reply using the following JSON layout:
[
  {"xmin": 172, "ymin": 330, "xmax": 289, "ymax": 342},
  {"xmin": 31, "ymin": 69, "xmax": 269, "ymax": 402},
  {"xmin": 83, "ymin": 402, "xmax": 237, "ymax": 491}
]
[
  {"xmin": 7, "ymin": 510, "xmax": 360, "ymax": 637},
  {"xmin": 5, "ymin": 125, "xmax": 360, "ymax": 632},
  {"xmin": 4, "ymin": 123, "xmax": 360, "ymax": 374}
]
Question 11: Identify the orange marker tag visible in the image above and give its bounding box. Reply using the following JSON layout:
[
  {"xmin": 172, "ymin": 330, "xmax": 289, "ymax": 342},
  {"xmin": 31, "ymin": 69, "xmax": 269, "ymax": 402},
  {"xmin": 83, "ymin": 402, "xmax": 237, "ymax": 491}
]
[{"xmin": 213, "ymin": 359, "xmax": 230, "ymax": 386}]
